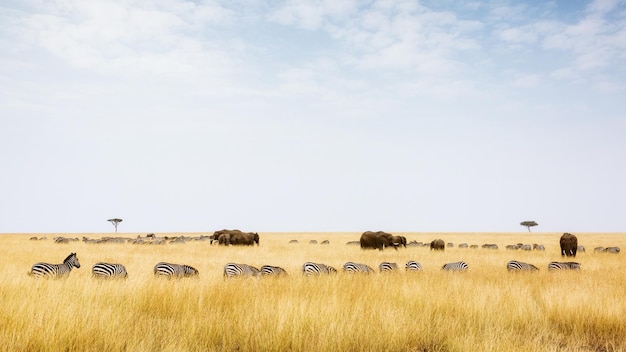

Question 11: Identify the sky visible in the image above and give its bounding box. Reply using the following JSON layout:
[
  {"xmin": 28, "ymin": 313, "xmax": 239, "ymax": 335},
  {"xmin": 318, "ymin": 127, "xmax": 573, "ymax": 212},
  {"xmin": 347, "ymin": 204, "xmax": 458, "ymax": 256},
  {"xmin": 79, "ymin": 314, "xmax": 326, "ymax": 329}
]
[{"xmin": 1, "ymin": 0, "xmax": 625, "ymax": 234}]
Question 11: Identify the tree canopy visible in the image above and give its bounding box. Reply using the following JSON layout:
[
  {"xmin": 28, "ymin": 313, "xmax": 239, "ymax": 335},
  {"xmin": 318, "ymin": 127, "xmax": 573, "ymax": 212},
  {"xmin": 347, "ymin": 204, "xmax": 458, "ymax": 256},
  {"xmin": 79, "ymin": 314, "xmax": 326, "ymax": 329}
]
[
  {"xmin": 107, "ymin": 218, "xmax": 123, "ymax": 233},
  {"xmin": 520, "ymin": 221, "xmax": 538, "ymax": 232}
]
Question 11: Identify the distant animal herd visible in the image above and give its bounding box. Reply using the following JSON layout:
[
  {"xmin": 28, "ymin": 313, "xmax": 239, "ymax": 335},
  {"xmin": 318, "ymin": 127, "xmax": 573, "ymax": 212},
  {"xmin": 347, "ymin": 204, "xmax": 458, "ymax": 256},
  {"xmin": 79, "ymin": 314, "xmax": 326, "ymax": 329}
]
[{"xmin": 26, "ymin": 230, "xmax": 620, "ymax": 280}]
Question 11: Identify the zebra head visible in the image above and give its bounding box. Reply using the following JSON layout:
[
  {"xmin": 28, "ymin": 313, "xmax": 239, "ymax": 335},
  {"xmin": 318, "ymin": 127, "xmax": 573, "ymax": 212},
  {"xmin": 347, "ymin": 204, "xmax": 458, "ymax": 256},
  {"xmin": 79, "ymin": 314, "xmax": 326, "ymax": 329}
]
[
  {"xmin": 64, "ymin": 253, "xmax": 81, "ymax": 269},
  {"xmin": 185, "ymin": 265, "xmax": 199, "ymax": 276}
]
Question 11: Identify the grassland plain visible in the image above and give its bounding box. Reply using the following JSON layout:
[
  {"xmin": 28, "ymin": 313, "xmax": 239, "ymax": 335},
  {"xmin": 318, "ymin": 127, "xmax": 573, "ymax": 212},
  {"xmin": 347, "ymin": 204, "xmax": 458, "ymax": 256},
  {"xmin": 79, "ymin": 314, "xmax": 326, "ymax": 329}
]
[{"xmin": 1, "ymin": 232, "xmax": 624, "ymax": 352}]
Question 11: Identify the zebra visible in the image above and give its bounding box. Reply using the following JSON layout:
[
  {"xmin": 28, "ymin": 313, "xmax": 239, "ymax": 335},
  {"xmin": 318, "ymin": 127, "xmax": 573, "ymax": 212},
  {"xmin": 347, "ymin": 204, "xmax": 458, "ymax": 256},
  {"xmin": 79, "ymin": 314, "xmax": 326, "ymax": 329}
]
[
  {"xmin": 378, "ymin": 262, "xmax": 399, "ymax": 273},
  {"xmin": 153, "ymin": 262, "xmax": 199, "ymax": 278},
  {"xmin": 441, "ymin": 261, "xmax": 468, "ymax": 272},
  {"xmin": 548, "ymin": 261, "xmax": 581, "ymax": 271},
  {"xmin": 260, "ymin": 265, "xmax": 288, "ymax": 277},
  {"xmin": 405, "ymin": 261, "xmax": 423, "ymax": 272},
  {"xmin": 342, "ymin": 262, "xmax": 374, "ymax": 274},
  {"xmin": 223, "ymin": 263, "xmax": 261, "ymax": 279},
  {"xmin": 92, "ymin": 262, "xmax": 128, "ymax": 279},
  {"xmin": 606, "ymin": 247, "xmax": 620, "ymax": 253},
  {"xmin": 302, "ymin": 262, "xmax": 337, "ymax": 276},
  {"xmin": 28, "ymin": 253, "xmax": 81, "ymax": 279},
  {"xmin": 506, "ymin": 260, "xmax": 539, "ymax": 272}
]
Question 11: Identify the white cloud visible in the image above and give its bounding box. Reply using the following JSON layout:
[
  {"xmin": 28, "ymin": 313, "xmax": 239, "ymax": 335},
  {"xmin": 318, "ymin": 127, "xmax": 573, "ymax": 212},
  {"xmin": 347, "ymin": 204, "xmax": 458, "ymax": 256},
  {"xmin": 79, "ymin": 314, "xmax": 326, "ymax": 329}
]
[
  {"xmin": 267, "ymin": 0, "xmax": 358, "ymax": 29},
  {"xmin": 512, "ymin": 73, "xmax": 542, "ymax": 88},
  {"xmin": 587, "ymin": 0, "xmax": 622, "ymax": 15},
  {"xmin": 15, "ymin": 0, "xmax": 243, "ymax": 87},
  {"xmin": 498, "ymin": 26, "xmax": 538, "ymax": 44}
]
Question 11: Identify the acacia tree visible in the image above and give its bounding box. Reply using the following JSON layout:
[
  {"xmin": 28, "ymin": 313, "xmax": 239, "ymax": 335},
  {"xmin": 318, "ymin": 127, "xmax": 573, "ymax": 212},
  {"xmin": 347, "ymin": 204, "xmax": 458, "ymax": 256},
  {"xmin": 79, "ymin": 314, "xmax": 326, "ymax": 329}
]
[
  {"xmin": 520, "ymin": 221, "xmax": 538, "ymax": 232},
  {"xmin": 107, "ymin": 218, "xmax": 123, "ymax": 233}
]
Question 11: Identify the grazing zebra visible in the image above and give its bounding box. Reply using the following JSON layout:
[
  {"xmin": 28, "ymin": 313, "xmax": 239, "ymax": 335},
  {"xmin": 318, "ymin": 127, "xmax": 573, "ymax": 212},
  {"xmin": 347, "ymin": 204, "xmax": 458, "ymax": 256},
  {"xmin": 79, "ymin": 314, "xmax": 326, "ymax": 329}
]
[
  {"xmin": 405, "ymin": 261, "xmax": 423, "ymax": 271},
  {"xmin": 260, "ymin": 265, "xmax": 288, "ymax": 277},
  {"xmin": 342, "ymin": 262, "xmax": 374, "ymax": 274},
  {"xmin": 223, "ymin": 263, "xmax": 261, "ymax": 279},
  {"xmin": 548, "ymin": 262, "xmax": 581, "ymax": 271},
  {"xmin": 441, "ymin": 261, "xmax": 468, "ymax": 272},
  {"xmin": 302, "ymin": 262, "xmax": 337, "ymax": 276},
  {"xmin": 379, "ymin": 262, "xmax": 399, "ymax": 273},
  {"xmin": 506, "ymin": 260, "xmax": 539, "ymax": 272},
  {"xmin": 153, "ymin": 262, "xmax": 199, "ymax": 278},
  {"xmin": 92, "ymin": 262, "xmax": 128, "ymax": 279},
  {"xmin": 28, "ymin": 253, "xmax": 80, "ymax": 279}
]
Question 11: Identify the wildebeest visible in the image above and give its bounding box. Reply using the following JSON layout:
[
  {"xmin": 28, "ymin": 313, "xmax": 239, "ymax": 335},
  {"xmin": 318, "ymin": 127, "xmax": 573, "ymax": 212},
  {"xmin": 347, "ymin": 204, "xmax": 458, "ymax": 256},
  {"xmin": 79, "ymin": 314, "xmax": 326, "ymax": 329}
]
[
  {"xmin": 360, "ymin": 231, "xmax": 397, "ymax": 251},
  {"xmin": 560, "ymin": 233, "xmax": 578, "ymax": 257},
  {"xmin": 596, "ymin": 246, "xmax": 621, "ymax": 254},
  {"xmin": 606, "ymin": 247, "xmax": 620, "ymax": 253},
  {"xmin": 211, "ymin": 229, "xmax": 259, "ymax": 246},
  {"xmin": 430, "ymin": 239, "xmax": 445, "ymax": 251},
  {"xmin": 482, "ymin": 244, "xmax": 498, "ymax": 250}
]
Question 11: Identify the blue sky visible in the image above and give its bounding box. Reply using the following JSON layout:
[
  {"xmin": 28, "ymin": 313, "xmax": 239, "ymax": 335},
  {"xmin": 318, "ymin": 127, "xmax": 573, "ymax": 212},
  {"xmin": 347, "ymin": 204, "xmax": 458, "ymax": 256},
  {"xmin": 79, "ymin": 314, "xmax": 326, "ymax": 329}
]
[{"xmin": 1, "ymin": 0, "xmax": 625, "ymax": 233}]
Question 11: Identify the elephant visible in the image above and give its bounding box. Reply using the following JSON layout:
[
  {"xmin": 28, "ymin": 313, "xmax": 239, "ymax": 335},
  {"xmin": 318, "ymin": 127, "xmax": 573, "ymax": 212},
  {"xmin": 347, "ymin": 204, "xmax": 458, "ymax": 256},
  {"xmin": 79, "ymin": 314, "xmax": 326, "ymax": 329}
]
[
  {"xmin": 230, "ymin": 232, "xmax": 259, "ymax": 246},
  {"xmin": 212, "ymin": 229, "xmax": 259, "ymax": 246},
  {"xmin": 391, "ymin": 235, "xmax": 407, "ymax": 248},
  {"xmin": 359, "ymin": 231, "xmax": 397, "ymax": 251},
  {"xmin": 210, "ymin": 229, "xmax": 239, "ymax": 244},
  {"xmin": 430, "ymin": 239, "xmax": 445, "ymax": 251},
  {"xmin": 560, "ymin": 233, "xmax": 578, "ymax": 257}
]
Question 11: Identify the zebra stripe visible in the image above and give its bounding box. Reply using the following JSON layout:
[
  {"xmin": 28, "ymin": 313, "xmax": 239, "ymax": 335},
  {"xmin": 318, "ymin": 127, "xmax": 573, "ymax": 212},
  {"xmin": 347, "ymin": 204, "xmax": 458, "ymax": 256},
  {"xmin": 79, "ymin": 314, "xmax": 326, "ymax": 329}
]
[
  {"xmin": 92, "ymin": 262, "xmax": 128, "ymax": 279},
  {"xmin": 378, "ymin": 262, "xmax": 399, "ymax": 273},
  {"xmin": 441, "ymin": 261, "xmax": 468, "ymax": 272},
  {"xmin": 548, "ymin": 262, "xmax": 581, "ymax": 271},
  {"xmin": 28, "ymin": 253, "xmax": 80, "ymax": 279},
  {"xmin": 506, "ymin": 260, "xmax": 539, "ymax": 272},
  {"xmin": 342, "ymin": 262, "xmax": 374, "ymax": 274},
  {"xmin": 405, "ymin": 261, "xmax": 423, "ymax": 271},
  {"xmin": 302, "ymin": 262, "xmax": 337, "ymax": 276},
  {"xmin": 154, "ymin": 262, "xmax": 199, "ymax": 278},
  {"xmin": 223, "ymin": 263, "xmax": 261, "ymax": 279},
  {"xmin": 260, "ymin": 265, "xmax": 288, "ymax": 277}
]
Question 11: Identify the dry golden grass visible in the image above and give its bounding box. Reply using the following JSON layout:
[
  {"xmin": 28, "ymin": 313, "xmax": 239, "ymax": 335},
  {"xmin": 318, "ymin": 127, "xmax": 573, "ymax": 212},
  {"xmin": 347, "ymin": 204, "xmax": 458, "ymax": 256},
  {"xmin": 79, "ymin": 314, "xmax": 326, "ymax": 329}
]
[{"xmin": 1, "ymin": 232, "xmax": 625, "ymax": 352}]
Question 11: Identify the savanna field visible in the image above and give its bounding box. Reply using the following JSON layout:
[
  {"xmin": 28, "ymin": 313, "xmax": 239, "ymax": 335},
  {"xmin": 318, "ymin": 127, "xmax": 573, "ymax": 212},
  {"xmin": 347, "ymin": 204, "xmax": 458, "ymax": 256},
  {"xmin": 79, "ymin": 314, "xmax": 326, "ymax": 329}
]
[{"xmin": 1, "ymin": 232, "xmax": 625, "ymax": 352}]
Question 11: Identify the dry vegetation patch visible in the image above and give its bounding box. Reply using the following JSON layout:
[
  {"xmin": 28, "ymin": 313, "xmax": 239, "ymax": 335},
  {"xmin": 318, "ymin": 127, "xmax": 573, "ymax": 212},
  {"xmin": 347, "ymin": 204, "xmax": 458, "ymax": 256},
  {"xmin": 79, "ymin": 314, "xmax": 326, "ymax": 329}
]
[{"xmin": 1, "ymin": 232, "xmax": 624, "ymax": 351}]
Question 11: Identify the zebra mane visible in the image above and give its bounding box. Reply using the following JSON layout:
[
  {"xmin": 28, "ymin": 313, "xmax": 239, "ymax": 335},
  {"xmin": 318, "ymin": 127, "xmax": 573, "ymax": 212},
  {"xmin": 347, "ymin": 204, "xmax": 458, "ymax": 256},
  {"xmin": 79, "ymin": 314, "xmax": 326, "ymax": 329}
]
[{"xmin": 63, "ymin": 253, "xmax": 76, "ymax": 263}]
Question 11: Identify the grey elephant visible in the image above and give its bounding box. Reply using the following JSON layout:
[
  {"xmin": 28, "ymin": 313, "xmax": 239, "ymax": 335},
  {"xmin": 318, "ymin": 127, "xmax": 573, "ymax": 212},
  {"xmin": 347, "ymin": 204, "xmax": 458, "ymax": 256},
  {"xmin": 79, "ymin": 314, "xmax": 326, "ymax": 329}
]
[
  {"xmin": 210, "ymin": 229, "xmax": 240, "ymax": 244},
  {"xmin": 560, "ymin": 233, "xmax": 578, "ymax": 257},
  {"xmin": 391, "ymin": 235, "xmax": 407, "ymax": 248},
  {"xmin": 229, "ymin": 231, "xmax": 259, "ymax": 246},
  {"xmin": 430, "ymin": 239, "xmax": 445, "ymax": 251},
  {"xmin": 359, "ymin": 231, "xmax": 397, "ymax": 251},
  {"xmin": 212, "ymin": 229, "xmax": 259, "ymax": 246}
]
